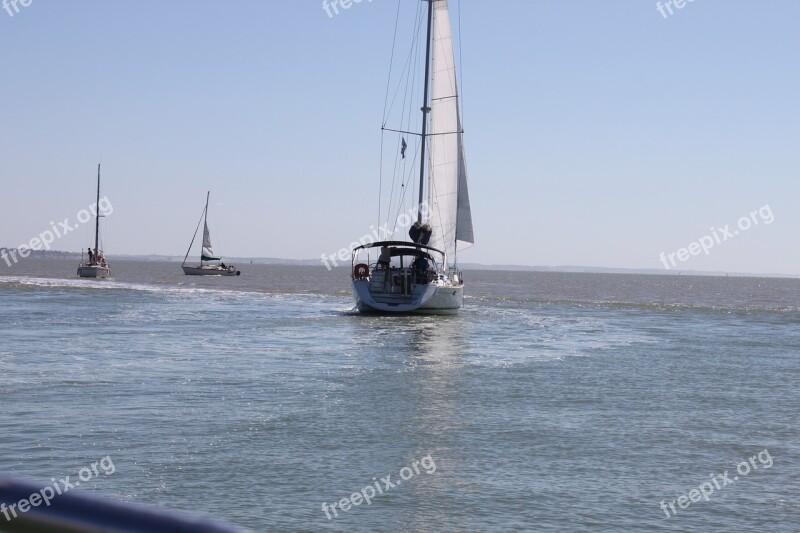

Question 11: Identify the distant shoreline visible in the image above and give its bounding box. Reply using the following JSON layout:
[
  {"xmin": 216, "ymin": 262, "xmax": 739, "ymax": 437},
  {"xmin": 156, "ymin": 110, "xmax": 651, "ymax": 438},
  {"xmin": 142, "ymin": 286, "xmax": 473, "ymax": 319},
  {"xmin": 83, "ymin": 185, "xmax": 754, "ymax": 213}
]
[{"xmin": 2, "ymin": 248, "xmax": 796, "ymax": 279}]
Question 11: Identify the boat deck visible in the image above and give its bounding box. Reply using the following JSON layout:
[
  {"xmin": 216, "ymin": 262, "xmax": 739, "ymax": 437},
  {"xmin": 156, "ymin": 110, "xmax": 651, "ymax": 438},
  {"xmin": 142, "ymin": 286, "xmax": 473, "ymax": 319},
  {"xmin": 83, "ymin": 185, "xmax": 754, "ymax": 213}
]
[{"xmin": 367, "ymin": 268, "xmax": 432, "ymax": 304}]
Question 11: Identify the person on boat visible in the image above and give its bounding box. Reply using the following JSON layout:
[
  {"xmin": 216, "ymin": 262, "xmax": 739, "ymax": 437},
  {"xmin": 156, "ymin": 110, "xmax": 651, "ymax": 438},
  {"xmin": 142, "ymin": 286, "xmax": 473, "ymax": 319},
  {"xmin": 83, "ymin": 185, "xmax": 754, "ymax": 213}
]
[
  {"xmin": 377, "ymin": 247, "xmax": 391, "ymax": 269},
  {"xmin": 87, "ymin": 248, "xmax": 94, "ymax": 264},
  {"xmin": 412, "ymin": 255, "xmax": 431, "ymax": 283},
  {"xmin": 221, "ymin": 262, "xmax": 227, "ymax": 269}
]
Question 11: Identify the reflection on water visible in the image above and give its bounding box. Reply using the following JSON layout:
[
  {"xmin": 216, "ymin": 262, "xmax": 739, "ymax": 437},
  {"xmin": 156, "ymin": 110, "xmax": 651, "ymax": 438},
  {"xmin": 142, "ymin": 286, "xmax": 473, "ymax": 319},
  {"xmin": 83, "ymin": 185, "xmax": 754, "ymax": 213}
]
[{"xmin": 1, "ymin": 259, "xmax": 798, "ymax": 531}]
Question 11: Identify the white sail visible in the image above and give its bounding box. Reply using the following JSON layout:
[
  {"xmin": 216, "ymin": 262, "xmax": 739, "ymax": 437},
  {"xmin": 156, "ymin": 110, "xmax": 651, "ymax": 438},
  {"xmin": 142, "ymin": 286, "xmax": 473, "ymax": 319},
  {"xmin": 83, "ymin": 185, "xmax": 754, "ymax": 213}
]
[
  {"xmin": 427, "ymin": 0, "xmax": 474, "ymax": 263},
  {"xmin": 201, "ymin": 221, "xmax": 217, "ymax": 260}
]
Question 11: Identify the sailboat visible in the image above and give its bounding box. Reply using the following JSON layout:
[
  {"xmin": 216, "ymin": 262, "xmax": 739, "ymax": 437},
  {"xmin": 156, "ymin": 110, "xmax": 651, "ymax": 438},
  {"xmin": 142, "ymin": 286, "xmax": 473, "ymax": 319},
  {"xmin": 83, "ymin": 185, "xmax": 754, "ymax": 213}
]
[
  {"xmin": 182, "ymin": 192, "xmax": 240, "ymax": 276},
  {"xmin": 77, "ymin": 164, "xmax": 110, "ymax": 278},
  {"xmin": 351, "ymin": 0, "xmax": 474, "ymax": 314}
]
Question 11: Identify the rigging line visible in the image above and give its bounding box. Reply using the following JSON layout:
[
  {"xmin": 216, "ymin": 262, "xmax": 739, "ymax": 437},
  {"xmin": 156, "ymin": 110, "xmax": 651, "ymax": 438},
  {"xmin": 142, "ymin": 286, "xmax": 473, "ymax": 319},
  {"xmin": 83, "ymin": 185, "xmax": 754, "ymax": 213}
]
[
  {"xmin": 458, "ymin": 0, "xmax": 465, "ymax": 128},
  {"xmin": 384, "ymin": 21, "xmax": 409, "ymax": 231},
  {"xmin": 385, "ymin": 2, "xmax": 424, "ymax": 235},
  {"xmin": 378, "ymin": 129, "xmax": 384, "ymax": 229},
  {"xmin": 381, "ymin": 0, "xmax": 402, "ymax": 126},
  {"xmin": 384, "ymin": 35, "xmax": 410, "ymax": 231},
  {"xmin": 386, "ymin": 132, "xmax": 402, "ymax": 234},
  {"xmin": 401, "ymin": 13, "xmax": 419, "ymax": 138},
  {"xmin": 382, "ymin": 127, "xmax": 421, "ymax": 137},
  {"xmin": 387, "ymin": 3, "xmax": 421, "ymax": 229},
  {"xmin": 182, "ymin": 207, "xmax": 206, "ymax": 266},
  {"xmin": 392, "ymin": 139, "xmax": 420, "ymax": 236},
  {"xmin": 405, "ymin": 0, "xmax": 424, "ymax": 129},
  {"xmin": 392, "ymin": 4, "xmax": 421, "ymax": 150},
  {"xmin": 388, "ymin": 131, "xmax": 413, "ymax": 238},
  {"xmin": 384, "ymin": 127, "xmax": 461, "ymax": 137},
  {"xmin": 399, "ymin": 6, "xmax": 420, "ymax": 181},
  {"xmin": 399, "ymin": 5, "xmax": 420, "ymax": 149},
  {"xmin": 379, "ymin": 4, "xmax": 405, "ymax": 227},
  {"xmin": 405, "ymin": 138, "xmax": 421, "ymax": 219},
  {"xmin": 429, "ymin": 172, "xmax": 449, "ymax": 266},
  {"xmin": 384, "ymin": 5, "xmax": 425, "ymax": 128},
  {"xmin": 384, "ymin": 131, "xmax": 403, "ymax": 233}
]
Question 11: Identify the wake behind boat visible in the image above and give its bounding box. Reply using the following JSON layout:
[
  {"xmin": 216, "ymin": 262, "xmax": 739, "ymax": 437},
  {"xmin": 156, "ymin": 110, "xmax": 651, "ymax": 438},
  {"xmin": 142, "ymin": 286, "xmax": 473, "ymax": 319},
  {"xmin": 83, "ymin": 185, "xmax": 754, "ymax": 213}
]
[
  {"xmin": 181, "ymin": 191, "xmax": 240, "ymax": 276},
  {"xmin": 77, "ymin": 163, "xmax": 110, "ymax": 279},
  {"xmin": 351, "ymin": 0, "xmax": 473, "ymax": 314}
]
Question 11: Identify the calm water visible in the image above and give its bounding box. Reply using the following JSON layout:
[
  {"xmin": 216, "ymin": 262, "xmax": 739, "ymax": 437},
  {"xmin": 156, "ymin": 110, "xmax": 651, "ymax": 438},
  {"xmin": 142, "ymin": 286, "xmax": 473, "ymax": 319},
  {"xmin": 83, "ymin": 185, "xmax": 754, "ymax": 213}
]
[{"xmin": 1, "ymin": 259, "xmax": 798, "ymax": 531}]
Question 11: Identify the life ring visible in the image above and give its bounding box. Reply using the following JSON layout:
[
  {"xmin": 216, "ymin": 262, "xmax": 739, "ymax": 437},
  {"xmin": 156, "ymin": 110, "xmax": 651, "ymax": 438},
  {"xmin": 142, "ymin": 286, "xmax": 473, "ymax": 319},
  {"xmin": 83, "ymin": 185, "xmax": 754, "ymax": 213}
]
[{"xmin": 354, "ymin": 263, "xmax": 370, "ymax": 280}]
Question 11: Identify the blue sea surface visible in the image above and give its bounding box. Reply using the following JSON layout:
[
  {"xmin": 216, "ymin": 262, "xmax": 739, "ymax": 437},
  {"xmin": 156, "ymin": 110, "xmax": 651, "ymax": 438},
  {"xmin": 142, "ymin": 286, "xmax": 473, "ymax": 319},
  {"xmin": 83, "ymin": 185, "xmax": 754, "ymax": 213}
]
[{"xmin": 1, "ymin": 260, "xmax": 798, "ymax": 531}]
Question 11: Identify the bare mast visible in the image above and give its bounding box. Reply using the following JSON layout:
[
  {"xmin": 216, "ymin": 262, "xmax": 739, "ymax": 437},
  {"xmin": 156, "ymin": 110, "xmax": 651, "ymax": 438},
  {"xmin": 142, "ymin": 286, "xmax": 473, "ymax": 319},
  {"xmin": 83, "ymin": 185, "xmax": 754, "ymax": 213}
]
[{"xmin": 94, "ymin": 164, "xmax": 101, "ymax": 258}]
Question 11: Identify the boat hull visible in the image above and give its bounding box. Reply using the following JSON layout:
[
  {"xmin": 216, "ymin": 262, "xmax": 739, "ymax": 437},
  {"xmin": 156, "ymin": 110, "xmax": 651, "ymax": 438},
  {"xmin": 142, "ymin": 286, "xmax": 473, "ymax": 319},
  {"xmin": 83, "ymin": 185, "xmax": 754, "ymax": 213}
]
[
  {"xmin": 77, "ymin": 265, "xmax": 110, "ymax": 278},
  {"xmin": 182, "ymin": 265, "xmax": 240, "ymax": 276},
  {"xmin": 353, "ymin": 280, "xmax": 463, "ymax": 315}
]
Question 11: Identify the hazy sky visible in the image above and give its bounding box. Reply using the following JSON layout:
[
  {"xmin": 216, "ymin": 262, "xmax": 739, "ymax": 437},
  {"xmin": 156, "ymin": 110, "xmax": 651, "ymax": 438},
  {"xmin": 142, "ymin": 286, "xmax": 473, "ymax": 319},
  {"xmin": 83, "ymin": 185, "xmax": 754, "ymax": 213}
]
[{"xmin": 1, "ymin": 1, "xmax": 798, "ymax": 274}]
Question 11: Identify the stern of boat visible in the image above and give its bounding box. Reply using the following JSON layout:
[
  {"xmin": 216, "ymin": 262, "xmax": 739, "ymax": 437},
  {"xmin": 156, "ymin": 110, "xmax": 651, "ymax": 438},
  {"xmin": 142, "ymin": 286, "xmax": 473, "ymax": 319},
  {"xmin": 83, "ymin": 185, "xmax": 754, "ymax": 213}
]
[
  {"xmin": 77, "ymin": 265, "xmax": 110, "ymax": 279},
  {"xmin": 350, "ymin": 241, "xmax": 463, "ymax": 314}
]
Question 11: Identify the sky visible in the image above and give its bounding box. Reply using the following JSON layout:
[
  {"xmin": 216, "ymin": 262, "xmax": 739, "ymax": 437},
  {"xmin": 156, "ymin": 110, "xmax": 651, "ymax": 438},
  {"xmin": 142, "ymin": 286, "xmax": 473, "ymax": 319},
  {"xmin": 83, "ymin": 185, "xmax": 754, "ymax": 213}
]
[{"xmin": 1, "ymin": 0, "xmax": 798, "ymax": 275}]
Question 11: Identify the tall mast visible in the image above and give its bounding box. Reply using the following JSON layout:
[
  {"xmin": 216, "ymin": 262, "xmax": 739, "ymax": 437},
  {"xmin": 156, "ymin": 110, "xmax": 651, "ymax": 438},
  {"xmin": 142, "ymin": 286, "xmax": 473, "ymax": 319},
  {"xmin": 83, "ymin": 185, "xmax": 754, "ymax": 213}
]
[
  {"xmin": 202, "ymin": 191, "xmax": 210, "ymax": 264},
  {"xmin": 416, "ymin": 0, "xmax": 434, "ymax": 224},
  {"xmin": 94, "ymin": 164, "xmax": 101, "ymax": 256}
]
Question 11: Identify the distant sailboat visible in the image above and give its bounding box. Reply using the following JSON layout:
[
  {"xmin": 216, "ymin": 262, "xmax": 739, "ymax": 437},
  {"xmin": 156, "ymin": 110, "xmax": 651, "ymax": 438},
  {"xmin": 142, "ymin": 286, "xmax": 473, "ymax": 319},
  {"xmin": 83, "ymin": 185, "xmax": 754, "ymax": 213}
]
[
  {"xmin": 351, "ymin": 0, "xmax": 474, "ymax": 314},
  {"xmin": 77, "ymin": 164, "xmax": 110, "ymax": 278},
  {"xmin": 182, "ymin": 192, "xmax": 240, "ymax": 276}
]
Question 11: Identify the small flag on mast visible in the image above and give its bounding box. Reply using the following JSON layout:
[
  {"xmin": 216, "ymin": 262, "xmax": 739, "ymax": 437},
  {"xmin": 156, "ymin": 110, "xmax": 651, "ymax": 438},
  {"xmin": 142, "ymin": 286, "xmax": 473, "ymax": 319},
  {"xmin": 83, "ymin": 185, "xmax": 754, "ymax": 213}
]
[{"xmin": 401, "ymin": 138, "xmax": 407, "ymax": 159}]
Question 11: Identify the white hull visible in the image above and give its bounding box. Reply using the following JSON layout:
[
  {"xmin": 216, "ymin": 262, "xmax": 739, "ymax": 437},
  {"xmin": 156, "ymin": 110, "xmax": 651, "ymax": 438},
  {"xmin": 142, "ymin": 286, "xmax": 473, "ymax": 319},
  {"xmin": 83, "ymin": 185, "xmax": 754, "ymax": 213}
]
[
  {"xmin": 353, "ymin": 279, "xmax": 463, "ymax": 315},
  {"xmin": 77, "ymin": 265, "xmax": 110, "ymax": 278},
  {"xmin": 182, "ymin": 265, "xmax": 240, "ymax": 276}
]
